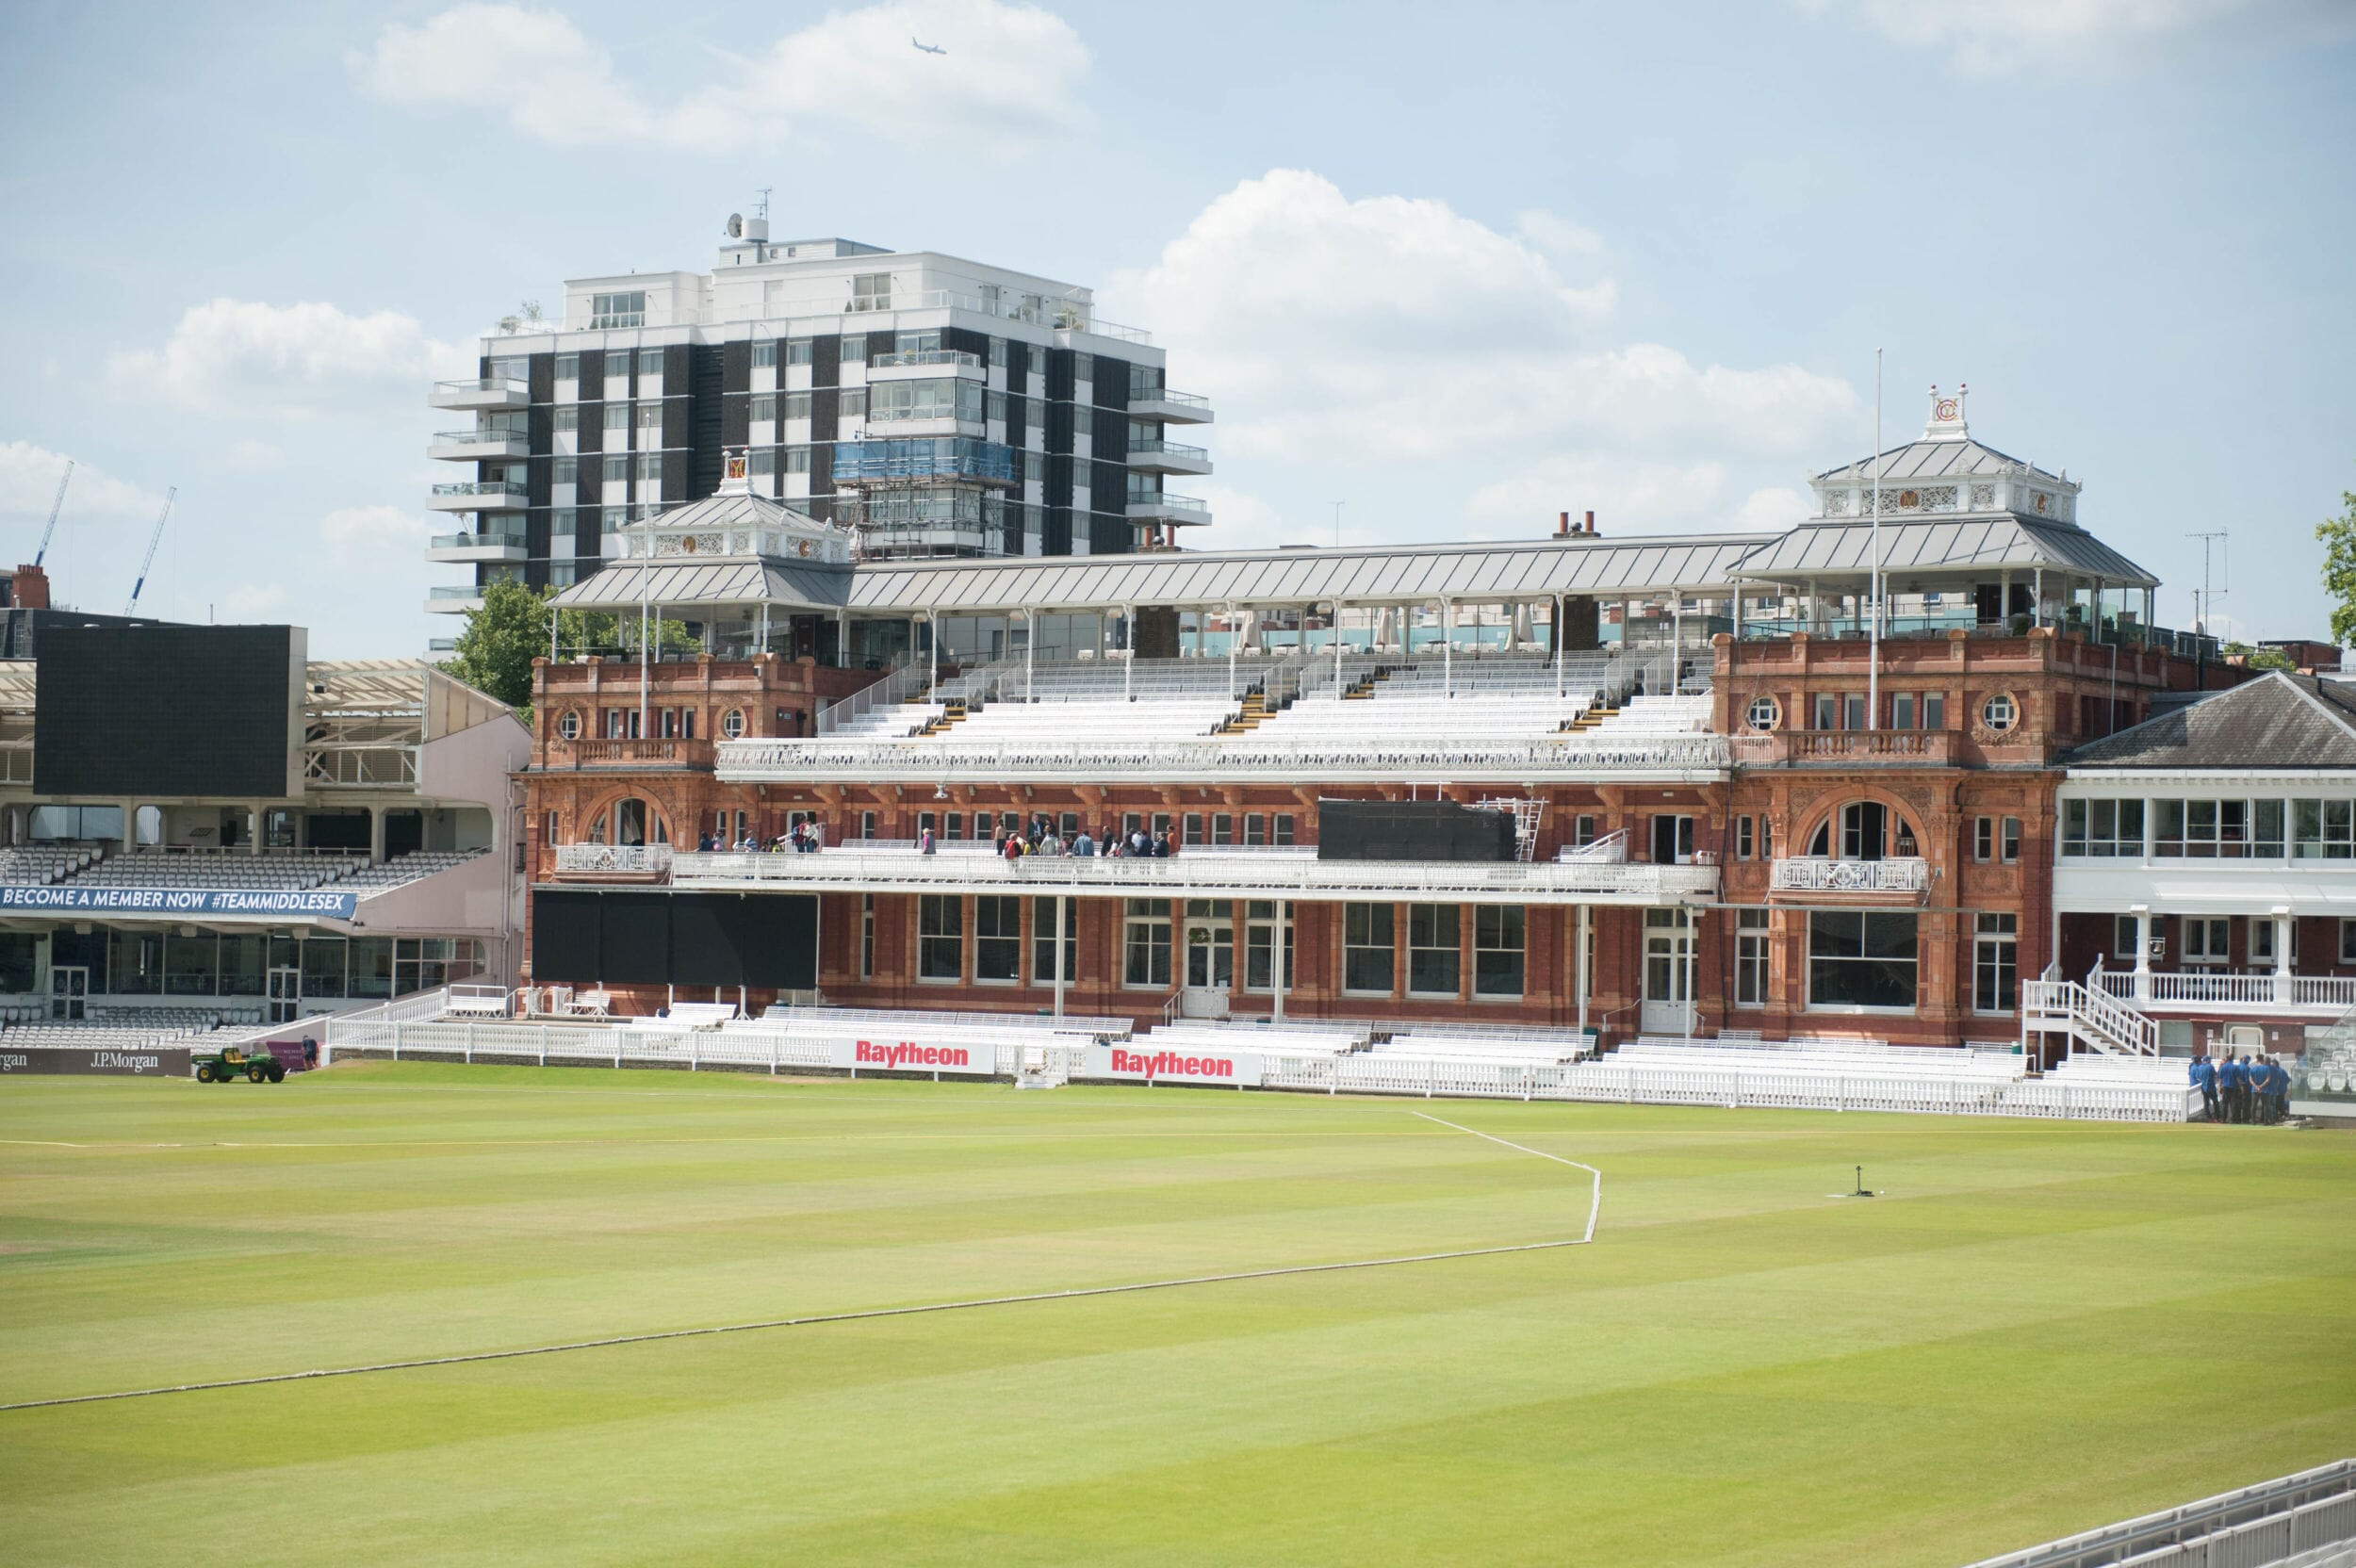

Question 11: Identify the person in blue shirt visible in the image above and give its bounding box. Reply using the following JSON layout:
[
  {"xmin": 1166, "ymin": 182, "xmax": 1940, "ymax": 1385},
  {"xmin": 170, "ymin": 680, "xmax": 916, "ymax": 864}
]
[
  {"xmin": 2264, "ymin": 1057, "xmax": 2292, "ymax": 1124},
  {"xmin": 2217, "ymin": 1054, "xmax": 2244, "ymax": 1123},
  {"xmin": 2190, "ymin": 1054, "xmax": 2219, "ymax": 1122}
]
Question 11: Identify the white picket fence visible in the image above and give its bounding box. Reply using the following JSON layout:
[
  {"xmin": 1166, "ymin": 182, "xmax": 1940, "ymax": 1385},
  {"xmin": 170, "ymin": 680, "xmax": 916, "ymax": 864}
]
[{"xmin": 322, "ymin": 1007, "xmax": 2196, "ymax": 1123}]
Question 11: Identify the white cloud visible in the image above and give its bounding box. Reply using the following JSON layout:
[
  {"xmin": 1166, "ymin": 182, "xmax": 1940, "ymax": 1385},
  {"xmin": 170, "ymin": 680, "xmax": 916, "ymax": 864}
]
[
  {"xmin": 322, "ymin": 505, "xmax": 436, "ymax": 564},
  {"xmin": 0, "ymin": 441, "xmax": 166, "ymax": 525},
  {"xmin": 219, "ymin": 583, "xmax": 288, "ymax": 621},
  {"xmin": 108, "ymin": 299, "xmax": 470, "ymax": 418},
  {"xmin": 350, "ymin": 0, "xmax": 1089, "ymax": 157},
  {"xmin": 1799, "ymin": 0, "xmax": 2356, "ymax": 75},
  {"xmin": 1105, "ymin": 171, "xmax": 1855, "ymax": 540},
  {"xmin": 224, "ymin": 439, "xmax": 287, "ymax": 472}
]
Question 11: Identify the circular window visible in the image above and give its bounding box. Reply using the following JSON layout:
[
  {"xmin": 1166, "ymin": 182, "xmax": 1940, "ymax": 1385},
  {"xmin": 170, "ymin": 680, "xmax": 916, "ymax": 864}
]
[
  {"xmin": 557, "ymin": 710, "xmax": 581, "ymax": 741},
  {"xmin": 1981, "ymin": 692, "xmax": 2019, "ymax": 732},
  {"xmin": 721, "ymin": 708, "xmax": 745, "ymax": 739},
  {"xmin": 1745, "ymin": 694, "xmax": 1781, "ymax": 732}
]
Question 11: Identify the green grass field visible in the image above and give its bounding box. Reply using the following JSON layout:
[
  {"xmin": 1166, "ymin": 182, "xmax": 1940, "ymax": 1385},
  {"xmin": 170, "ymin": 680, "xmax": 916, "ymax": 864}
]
[{"xmin": 3, "ymin": 1062, "xmax": 2353, "ymax": 1567}]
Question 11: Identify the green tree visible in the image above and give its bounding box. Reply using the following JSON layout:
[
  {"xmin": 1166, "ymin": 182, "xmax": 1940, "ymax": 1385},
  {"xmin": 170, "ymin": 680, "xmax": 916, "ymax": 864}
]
[
  {"xmin": 444, "ymin": 580, "xmax": 551, "ymax": 714},
  {"xmin": 443, "ymin": 581, "xmax": 706, "ymax": 722},
  {"xmin": 2315, "ymin": 487, "xmax": 2356, "ymax": 647}
]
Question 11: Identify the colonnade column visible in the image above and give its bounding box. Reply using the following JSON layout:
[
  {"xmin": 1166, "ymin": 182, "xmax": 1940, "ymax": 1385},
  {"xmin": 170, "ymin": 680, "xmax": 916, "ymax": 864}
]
[
  {"xmin": 2132, "ymin": 909, "xmax": 2152, "ymax": 1003},
  {"xmin": 2274, "ymin": 911, "xmax": 2294, "ymax": 1007}
]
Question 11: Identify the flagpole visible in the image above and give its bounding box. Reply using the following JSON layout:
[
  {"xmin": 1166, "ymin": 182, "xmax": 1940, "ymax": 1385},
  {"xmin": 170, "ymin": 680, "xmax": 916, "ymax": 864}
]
[{"xmin": 1867, "ymin": 348, "xmax": 1882, "ymax": 731}]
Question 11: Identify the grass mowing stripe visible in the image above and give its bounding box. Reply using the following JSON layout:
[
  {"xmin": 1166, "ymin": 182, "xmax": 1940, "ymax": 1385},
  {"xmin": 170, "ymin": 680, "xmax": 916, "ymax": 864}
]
[{"xmin": 0, "ymin": 1111, "xmax": 1602, "ymax": 1414}]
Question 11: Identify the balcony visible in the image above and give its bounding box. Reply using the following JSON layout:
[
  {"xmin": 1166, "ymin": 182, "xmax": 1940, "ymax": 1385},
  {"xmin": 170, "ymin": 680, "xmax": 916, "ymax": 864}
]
[
  {"xmin": 1768, "ymin": 857, "xmax": 1933, "ymax": 898},
  {"xmin": 2092, "ymin": 967, "xmax": 2356, "ymax": 1017},
  {"xmin": 1735, "ymin": 729, "xmax": 1958, "ymax": 766},
  {"xmin": 425, "ymin": 586, "xmax": 483, "ymax": 615},
  {"xmin": 1127, "ymin": 492, "xmax": 1211, "ymax": 525},
  {"xmin": 552, "ymin": 842, "xmax": 673, "ymax": 878},
  {"xmin": 1127, "ymin": 387, "xmax": 1214, "ymax": 425},
  {"xmin": 868, "ymin": 350, "xmax": 984, "ymax": 375},
  {"xmin": 428, "ymin": 479, "xmax": 530, "ymax": 512},
  {"xmin": 429, "ymin": 428, "xmax": 530, "ymax": 462},
  {"xmin": 668, "ymin": 845, "xmax": 1716, "ymax": 907},
  {"xmin": 429, "ymin": 377, "xmax": 530, "ymax": 411},
  {"xmin": 542, "ymin": 736, "xmax": 715, "ymax": 771},
  {"xmin": 427, "ymin": 528, "xmax": 528, "ymax": 563},
  {"xmin": 713, "ymin": 730, "xmax": 1731, "ymax": 786},
  {"xmin": 1127, "ymin": 438, "xmax": 1213, "ymax": 477}
]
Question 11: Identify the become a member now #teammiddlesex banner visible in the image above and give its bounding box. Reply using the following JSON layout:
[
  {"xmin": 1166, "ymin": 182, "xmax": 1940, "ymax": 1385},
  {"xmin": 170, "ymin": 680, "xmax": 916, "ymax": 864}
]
[{"xmin": 0, "ymin": 885, "xmax": 360, "ymax": 921}]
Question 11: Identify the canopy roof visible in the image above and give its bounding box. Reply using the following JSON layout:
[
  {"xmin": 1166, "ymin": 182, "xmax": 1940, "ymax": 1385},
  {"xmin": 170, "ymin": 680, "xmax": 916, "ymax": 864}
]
[
  {"xmin": 1814, "ymin": 436, "xmax": 2068, "ymax": 489},
  {"xmin": 550, "ymin": 557, "xmax": 852, "ymax": 611},
  {"xmin": 1731, "ymin": 515, "xmax": 2156, "ymax": 587}
]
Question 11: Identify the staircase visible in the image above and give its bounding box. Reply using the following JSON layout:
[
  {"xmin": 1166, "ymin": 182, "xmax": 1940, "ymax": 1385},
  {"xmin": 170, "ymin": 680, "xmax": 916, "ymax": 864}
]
[
  {"xmin": 1561, "ymin": 702, "xmax": 1616, "ymax": 733},
  {"xmin": 1216, "ymin": 687, "xmax": 1271, "ymax": 735},
  {"xmin": 916, "ymin": 700, "xmax": 969, "ymax": 737},
  {"xmin": 2021, "ymin": 976, "xmax": 2160, "ymax": 1057}
]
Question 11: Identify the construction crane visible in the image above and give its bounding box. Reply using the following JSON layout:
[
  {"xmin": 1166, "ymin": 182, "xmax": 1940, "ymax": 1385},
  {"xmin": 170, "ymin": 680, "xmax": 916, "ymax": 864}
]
[
  {"xmin": 33, "ymin": 459, "xmax": 73, "ymax": 567},
  {"xmin": 123, "ymin": 486, "xmax": 175, "ymax": 616}
]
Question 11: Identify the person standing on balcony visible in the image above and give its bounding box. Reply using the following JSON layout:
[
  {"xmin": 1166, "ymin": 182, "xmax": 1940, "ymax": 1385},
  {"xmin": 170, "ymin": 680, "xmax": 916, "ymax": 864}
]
[
  {"xmin": 920, "ymin": 827, "xmax": 936, "ymax": 856},
  {"xmin": 2191, "ymin": 1053, "xmax": 2219, "ymax": 1122}
]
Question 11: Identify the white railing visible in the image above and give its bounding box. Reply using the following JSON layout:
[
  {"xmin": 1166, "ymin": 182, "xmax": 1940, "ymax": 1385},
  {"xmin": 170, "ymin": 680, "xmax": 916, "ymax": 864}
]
[
  {"xmin": 553, "ymin": 843, "xmax": 673, "ymax": 874},
  {"xmin": 668, "ymin": 847, "xmax": 1719, "ymax": 905},
  {"xmin": 713, "ymin": 732, "xmax": 1732, "ymax": 784},
  {"xmin": 1560, "ymin": 830, "xmax": 1627, "ymax": 864},
  {"xmin": 816, "ymin": 661, "xmax": 921, "ymax": 736},
  {"xmin": 2089, "ymin": 969, "xmax": 2356, "ymax": 1011},
  {"xmin": 1768, "ymin": 857, "xmax": 1931, "ymax": 893},
  {"xmin": 2021, "ymin": 978, "xmax": 2159, "ymax": 1056}
]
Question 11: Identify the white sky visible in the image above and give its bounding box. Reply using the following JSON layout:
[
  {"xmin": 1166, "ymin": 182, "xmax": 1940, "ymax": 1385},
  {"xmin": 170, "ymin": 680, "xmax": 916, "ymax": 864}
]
[{"xmin": 0, "ymin": 0, "xmax": 2350, "ymax": 653}]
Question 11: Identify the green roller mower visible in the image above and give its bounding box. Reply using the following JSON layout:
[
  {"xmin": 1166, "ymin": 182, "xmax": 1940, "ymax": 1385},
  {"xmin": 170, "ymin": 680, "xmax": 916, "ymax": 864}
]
[{"xmin": 193, "ymin": 1046, "xmax": 286, "ymax": 1085}]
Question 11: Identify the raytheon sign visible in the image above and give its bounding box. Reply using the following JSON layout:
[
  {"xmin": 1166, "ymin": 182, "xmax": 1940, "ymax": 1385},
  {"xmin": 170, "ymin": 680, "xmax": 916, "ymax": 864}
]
[
  {"xmin": 843, "ymin": 1038, "xmax": 995, "ymax": 1076},
  {"xmin": 1088, "ymin": 1044, "xmax": 1263, "ymax": 1087}
]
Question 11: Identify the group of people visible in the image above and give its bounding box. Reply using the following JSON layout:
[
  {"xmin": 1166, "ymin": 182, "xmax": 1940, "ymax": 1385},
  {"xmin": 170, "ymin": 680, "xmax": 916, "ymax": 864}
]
[
  {"xmin": 2189, "ymin": 1051, "xmax": 2292, "ymax": 1124},
  {"xmin": 917, "ymin": 818, "xmax": 1180, "ymax": 859},
  {"xmin": 695, "ymin": 822, "xmax": 824, "ymax": 854}
]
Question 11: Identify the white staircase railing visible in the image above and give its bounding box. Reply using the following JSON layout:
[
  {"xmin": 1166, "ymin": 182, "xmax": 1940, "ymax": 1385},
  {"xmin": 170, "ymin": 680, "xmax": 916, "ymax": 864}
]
[{"xmin": 2021, "ymin": 977, "xmax": 2160, "ymax": 1057}]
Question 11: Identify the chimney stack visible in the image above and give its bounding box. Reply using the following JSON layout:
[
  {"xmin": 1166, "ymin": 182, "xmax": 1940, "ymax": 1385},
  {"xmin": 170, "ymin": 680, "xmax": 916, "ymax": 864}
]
[
  {"xmin": 1556, "ymin": 511, "xmax": 1571, "ymax": 537},
  {"xmin": 8, "ymin": 564, "xmax": 50, "ymax": 610},
  {"xmin": 1584, "ymin": 510, "xmax": 1597, "ymax": 535}
]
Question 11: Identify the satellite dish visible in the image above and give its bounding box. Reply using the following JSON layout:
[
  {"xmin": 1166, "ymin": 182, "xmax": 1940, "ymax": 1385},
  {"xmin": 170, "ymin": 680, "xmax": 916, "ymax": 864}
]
[{"xmin": 726, "ymin": 213, "xmax": 744, "ymax": 238}]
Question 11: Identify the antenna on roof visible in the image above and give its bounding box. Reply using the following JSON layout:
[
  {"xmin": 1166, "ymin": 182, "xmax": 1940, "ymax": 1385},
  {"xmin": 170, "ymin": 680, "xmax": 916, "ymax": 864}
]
[
  {"xmin": 726, "ymin": 212, "xmax": 744, "ymax": 238},
  {"xmin": 755, "ymin": 187, "xmax": 772, "ymax": 220},
  {"xmin": 2188, "ymin": 530, "xmax": 2228, "ymax": 635}
]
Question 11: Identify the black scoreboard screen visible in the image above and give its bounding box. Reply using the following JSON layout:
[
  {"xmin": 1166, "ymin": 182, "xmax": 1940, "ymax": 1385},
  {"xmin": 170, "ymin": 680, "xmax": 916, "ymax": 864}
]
[{"xmin": 35, "ymin": 625, "xmax": 301, "ymax": 798}]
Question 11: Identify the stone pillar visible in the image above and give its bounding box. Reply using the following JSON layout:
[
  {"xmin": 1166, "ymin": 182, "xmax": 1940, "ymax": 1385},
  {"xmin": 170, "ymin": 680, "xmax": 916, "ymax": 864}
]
[
  {"xmin": 2274, "ymin": 913, "xmax": 2294, "ymax": 1007},
  {"xmin": 370, "ymin": 806, "xmax": 388, "ymax": 865},
  {"xmin": 2133, "ymin": 911, "xmax": 2152, "ymax": 1003}
]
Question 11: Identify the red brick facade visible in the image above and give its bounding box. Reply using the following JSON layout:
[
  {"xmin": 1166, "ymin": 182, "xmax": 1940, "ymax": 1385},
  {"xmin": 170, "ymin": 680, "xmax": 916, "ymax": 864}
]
[{"xmin": 519, "ymin": 630, "xmax": 2238, "ymax": 1048}]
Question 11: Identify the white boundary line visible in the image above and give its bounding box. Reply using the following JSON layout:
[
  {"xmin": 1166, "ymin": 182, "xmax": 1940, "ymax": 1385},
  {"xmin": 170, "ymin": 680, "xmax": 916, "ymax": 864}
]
[{"xmin": 0, "ymin": 1113, "xmax": 1599, "ymax": 1415}]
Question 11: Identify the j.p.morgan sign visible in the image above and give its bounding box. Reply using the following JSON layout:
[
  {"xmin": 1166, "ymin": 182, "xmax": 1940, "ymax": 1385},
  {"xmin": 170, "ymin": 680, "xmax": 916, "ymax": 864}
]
[
  {"xmin": 0, "ymin": 884, "xmax": 358, "ymax": 921},
  {"xmin": 0, "ymin": 1047, "xmax": 194, "ymax": 1077}
]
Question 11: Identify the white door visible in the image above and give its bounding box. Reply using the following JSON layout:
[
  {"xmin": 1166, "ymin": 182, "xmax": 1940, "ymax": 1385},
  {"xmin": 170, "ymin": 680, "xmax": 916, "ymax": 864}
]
[
  {"xmin": 1642, "ymin": 909, "xmax": 1696, "ymax": 1037},
  {"xmin": 267, "ymin": 967, "xmax": 301, "ymax": 1025},
  {"xmin": 1182, "ymin": 904, "xmax": 1234, "ymax": 1019},
  {"xmin": 49, "ymin": 965, "xmax": 88, "ymax": 1021}
]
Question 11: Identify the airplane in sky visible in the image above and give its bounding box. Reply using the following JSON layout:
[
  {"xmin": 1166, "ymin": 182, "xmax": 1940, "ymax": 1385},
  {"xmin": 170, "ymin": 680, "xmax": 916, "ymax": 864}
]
[{"xmin": 911, "ymin": 37, "xmax": 946, "ymax": 55}]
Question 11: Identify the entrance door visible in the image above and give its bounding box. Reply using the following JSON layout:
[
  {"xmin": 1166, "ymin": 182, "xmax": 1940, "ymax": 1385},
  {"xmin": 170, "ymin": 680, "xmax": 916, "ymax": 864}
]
[
  {"xmin": 267, "ymin": 967, "xmax": 301, "ymax": 1025},
  {"xmin": 48, "ymin": 965, "xmax": 88, "ymax": 1021},
  {"xmin": 1182, "ymin": 901, "xmax": 1234, "ymax": 1019},
  {"xmin": 1641, "ymin": 908, "xmax": 1696, "ymax": 1037}
]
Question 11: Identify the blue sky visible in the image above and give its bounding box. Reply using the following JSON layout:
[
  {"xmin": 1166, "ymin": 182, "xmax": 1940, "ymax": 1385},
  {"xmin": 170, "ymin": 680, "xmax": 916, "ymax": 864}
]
[{"xmin": 1, "ymin": 0, "xmax": 2350, "ymax": 655}]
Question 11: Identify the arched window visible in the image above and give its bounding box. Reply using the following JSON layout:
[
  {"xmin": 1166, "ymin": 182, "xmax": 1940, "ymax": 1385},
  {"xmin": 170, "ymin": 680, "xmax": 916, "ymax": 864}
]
[
  {"xmin": 613, "ymin": 797, "xmax": 667, "ymax": 847},
  {"xmin": 1806, "ymin": 801, "xmax": 1919, "ymax": 861},
  {"xmin": 556, "ymin": 710, "xmax": 581, "ymax": 741}
]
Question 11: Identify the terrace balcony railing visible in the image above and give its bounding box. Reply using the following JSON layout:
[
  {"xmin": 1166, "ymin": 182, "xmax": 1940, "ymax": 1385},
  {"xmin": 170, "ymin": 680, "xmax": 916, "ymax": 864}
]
[
  {"xmin": 669, "ymin": 845, "xmax": 1720, "ymax": 906},
  {"xmin": 553, "ymin": 843, "xmax": 674, "ymax": 874},
  {"xmin": 712, "ymin": 730, "xmax": 1731, "ymax": 785},
  {"xmin": 2090, "ymin": 967, "xmax": 2356, "ymax": 1014},
  {"xmin": 1768, "ymin": 856, "xmax": 1932, "ymax": 894}
]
